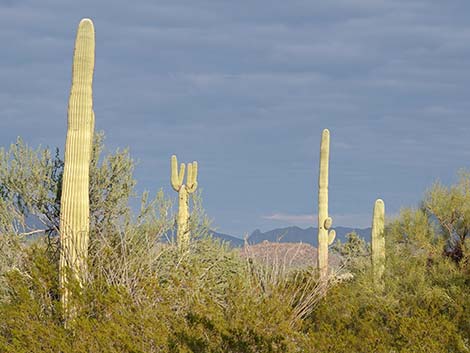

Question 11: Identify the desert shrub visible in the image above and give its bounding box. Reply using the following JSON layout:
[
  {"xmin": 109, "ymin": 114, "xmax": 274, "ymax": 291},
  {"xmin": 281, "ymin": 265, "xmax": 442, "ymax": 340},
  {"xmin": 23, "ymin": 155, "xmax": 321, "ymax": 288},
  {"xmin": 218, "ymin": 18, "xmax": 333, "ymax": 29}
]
[
  {"xmin": 0, "ymin": 234, "xmax": 329, "ymax": 352},
  {"xmin": 0, "ymin": 245, "xmax": 66, "ymax": 353},
  {"xmin": 0, "ymin": 132, "xmax": 170, "ymax": 284},
  {"xmin": 0, "ymin": 138, "xmax": 62, "ymax": 302},
  {"xmin": 0, "ymin": 133, "xmax": 329, "ymax": 352},
  {"xmin": 2, "ymin": 136, "xmax": 469, "ymax": 352},
  {"xmin": 332, "ymin": 231, "xmax": 370, "ymax": 273},
  {"xmin": 423, "ymin": 171, "xmax": 470, "ymax": 263},
  {"xmin": 306, "ymin": 208, "xmax": 470, "ymax": 353}
]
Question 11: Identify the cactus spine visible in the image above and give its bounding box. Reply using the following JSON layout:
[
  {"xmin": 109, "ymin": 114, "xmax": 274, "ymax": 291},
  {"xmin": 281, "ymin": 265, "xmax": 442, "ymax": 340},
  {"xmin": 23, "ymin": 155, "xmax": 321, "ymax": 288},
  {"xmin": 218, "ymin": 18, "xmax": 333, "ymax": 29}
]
[
  {"xmin": 317, "ymin": 129, "xmax": 335, "ymax": 278},
  {"xmin": 59, "ymin": 18, "xmax": 95, "ymax": 313},
  {"xmin": 171, "ymin": 155, "xmax": 198, "ymax": 252},
  {"xmin": 371, "ymin": 199, "xmax": 385, "ymax": 280}
]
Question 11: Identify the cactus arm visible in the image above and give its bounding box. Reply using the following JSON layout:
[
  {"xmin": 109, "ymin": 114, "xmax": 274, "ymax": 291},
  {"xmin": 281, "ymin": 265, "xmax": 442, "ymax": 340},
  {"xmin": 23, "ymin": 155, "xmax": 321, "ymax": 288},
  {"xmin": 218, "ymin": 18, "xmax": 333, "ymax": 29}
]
[
  {"xmin": 178, "ymin": 163, "xmax": 186, "ymax": 186},
  {"xmin": 326, "ymin": 217, "xmax": 335, "ymax": 245},
  {"xmin": 187, "ymin": 163, "xmax": 193, "ymax": 187},
  {"xmin": 187, "ymin": 161, "xmax": 198, "ymax": 193},
  {"xmin": 324, "ymin": 217, "xmax": 332, "ymax": 230},
  {"xmin": 171, "ymin": 155, "xmax": 183, "ymax": 191},
  {"xmin": 328, "ymin": 230, "xmax": 336, "ymax": 245},
  {"xmin": 371, "ymin": 199, "xmax": 385, "ymax": 280}
]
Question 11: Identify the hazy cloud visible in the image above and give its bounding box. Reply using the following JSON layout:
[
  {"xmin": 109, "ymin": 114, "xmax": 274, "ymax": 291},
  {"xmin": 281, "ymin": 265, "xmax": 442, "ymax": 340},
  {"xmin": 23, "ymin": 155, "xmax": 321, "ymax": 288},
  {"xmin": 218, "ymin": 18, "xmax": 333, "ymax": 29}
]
[
  {"xmin": 263, "ymin": 213, "xmax": 315, "ymax": 224},
  {"xmin": 1, "ymin": 1, "xmax": 470, "ymax": 235},
  {"xmin": 263, "ymin": 212, "xmax": 374, "ymax": 228}
]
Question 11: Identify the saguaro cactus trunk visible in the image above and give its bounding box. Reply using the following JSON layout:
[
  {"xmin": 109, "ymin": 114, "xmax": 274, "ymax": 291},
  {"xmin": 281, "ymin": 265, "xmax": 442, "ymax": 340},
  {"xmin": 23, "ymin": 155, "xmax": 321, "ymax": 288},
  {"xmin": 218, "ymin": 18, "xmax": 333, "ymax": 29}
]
[
  {"xmin": 317, "ymin": 129, "xmax": 335, "ymax": 279},
  {"xmin": 59, "ymin": 18, "xmax": 95, "ymax": 314},
  {"xmin": 171, "ymin": 155, "xmax": 198, "ymax": 252},
  {"xmin": 371, "ymin": 199, "xmax": 385, "ymax": 281}
]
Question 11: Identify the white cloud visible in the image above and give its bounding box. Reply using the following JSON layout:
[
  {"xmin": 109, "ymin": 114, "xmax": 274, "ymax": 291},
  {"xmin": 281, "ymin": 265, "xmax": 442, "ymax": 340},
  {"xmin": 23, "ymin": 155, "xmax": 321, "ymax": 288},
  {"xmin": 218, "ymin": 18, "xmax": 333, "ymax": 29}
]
[
  {"xmin": 263, "ymin": 213, "xmax": 315, "ymax": 224},
  {"xmin": 262, "ymin": 212, "xmax": 374, "ymax": 228}
]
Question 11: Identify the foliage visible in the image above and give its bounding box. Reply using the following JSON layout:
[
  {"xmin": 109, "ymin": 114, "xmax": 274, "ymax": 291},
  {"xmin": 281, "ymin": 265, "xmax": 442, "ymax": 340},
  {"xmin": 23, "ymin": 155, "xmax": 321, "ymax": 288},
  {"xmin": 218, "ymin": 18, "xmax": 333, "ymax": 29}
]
[
  {"xmin": 423, "ymin": 170, "xmax": 470, "ymax": 263},
  {"xmin": 0, "ymin": 235, "xmax": 329, "ymax": 352},
  {"xmin": 0, "ymin": 136, "xmax": 331, "ymax": 352},
  {"xmin": 332, "ymin": 231, "xmax": 370, "ymax": 272},
  {"xmin": 0, "ymin": 137, "xmax": 61, "ymax": 235},
  {"xmin": 0, "ymin": 137, "xmax": 469, "ymax": 352},
  {"xmin": 89, "ymin": 132, "xmax": 137, "ymax": 234},
  {"xmin": 307, "ymin": 207, "xmax": 470, "ymax": 352},
  {"xmin": 0, "ymin": 138, "xmax": 62, "ymax": 296}
]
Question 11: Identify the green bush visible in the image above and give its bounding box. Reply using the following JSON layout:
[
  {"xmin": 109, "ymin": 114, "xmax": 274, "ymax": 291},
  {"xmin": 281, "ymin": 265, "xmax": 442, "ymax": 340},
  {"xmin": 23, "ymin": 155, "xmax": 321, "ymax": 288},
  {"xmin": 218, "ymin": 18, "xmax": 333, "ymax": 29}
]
[
  {"xmin": 1, "ymin": 137, "xmax": 469, "ymax": 352},
  {"xmin": 0, "ymin": 237, "xmax": 318, "ymax": 352},
  {"xmin": 306, "ymin": 208, "xmax": 470, "ymax": 353}
]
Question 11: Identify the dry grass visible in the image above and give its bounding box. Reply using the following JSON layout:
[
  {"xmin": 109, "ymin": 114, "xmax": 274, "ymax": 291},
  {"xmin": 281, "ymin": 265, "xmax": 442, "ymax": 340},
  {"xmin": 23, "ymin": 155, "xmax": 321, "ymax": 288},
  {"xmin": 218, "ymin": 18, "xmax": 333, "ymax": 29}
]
[
  {"xmin": 240, "ymin": 240, "xmax": 341, "ymax": 269},
  {"xmin": 241, "ymin": 240, "xmax": 342, "ymax": 328}
]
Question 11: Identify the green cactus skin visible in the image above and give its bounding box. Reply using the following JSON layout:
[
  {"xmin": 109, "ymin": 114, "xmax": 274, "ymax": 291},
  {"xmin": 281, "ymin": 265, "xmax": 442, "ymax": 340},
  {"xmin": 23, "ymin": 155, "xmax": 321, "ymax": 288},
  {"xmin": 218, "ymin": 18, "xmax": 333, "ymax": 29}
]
[
  {"xmin": 371, "ymin": 199, "xmax": 385, "ymax": 281},
  {"xmin": 317, "ymin": 129, "xmax": 335, "ymax": 278},
  {"xmin": 59, "ymin": 18, "xmax": 95, "ymax": 313},
  {"xmin": 171, "ymin": 155, "xmax": 198, "ymax": 252}
]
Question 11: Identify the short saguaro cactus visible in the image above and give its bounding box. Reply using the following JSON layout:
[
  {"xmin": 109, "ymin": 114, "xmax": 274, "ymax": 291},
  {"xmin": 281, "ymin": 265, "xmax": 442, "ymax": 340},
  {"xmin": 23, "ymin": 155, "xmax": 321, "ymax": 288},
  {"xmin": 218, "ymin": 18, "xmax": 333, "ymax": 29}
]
[
  {"xmin": 371, "ymin": 199, "xmax": 385, "ymax": 281},
  {"xmin": 171, "ymin": 155, "xmax": 198, "ymax": 252}
]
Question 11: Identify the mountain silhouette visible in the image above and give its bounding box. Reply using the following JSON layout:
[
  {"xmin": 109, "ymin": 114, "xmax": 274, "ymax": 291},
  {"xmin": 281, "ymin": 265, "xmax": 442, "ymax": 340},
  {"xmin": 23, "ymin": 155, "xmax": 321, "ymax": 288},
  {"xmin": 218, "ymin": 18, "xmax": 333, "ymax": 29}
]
[{"xmin": 209, "ymin": 225, "xmax": 371, "ymax": 247}]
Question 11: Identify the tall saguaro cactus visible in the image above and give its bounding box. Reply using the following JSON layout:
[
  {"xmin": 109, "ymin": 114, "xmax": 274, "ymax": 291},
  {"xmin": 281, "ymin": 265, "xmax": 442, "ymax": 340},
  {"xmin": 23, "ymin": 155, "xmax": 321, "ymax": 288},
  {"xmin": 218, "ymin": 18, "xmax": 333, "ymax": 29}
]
[
  {"xmin": 59, "ymin": 18, "xmax": 95, "ymax": 313},
  {"xmin": 371, "ymin": 199, "xmax": 385, "ymax": 281},
  {"xmin": 171, "ymin": 155, "xmax": 198, "ymax": 252},
  {"xmin": 317, "ymin": 129, "xmax": 335, "ymax": 278}
]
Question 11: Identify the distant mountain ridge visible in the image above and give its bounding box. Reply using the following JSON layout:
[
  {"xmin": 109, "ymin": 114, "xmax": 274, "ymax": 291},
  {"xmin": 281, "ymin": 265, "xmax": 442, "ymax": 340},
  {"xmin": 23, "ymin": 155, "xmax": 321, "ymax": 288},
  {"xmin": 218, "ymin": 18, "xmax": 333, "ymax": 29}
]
[
  {"xmin": 23, "ymin": 225, "xmax": 370, "ymax": 249},
  {"xmin": 209, "ymin": 225, "xmax": 371, "ymax": 247}
]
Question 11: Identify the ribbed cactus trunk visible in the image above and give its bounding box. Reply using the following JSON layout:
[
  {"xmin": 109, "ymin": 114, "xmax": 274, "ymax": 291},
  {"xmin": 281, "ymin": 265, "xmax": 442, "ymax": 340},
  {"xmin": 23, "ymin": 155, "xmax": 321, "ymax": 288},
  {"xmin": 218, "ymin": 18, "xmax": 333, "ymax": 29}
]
[
  {"xmin": 371, "ymin": 199, "xmax": 385, "ymax": 281},
  {"xmin": 59, "ymin": 18, "xmax": 95, "ymax": 315},
  {"xmin": 317, "ymin": 129, "xmax": 335, "ymax": 279},
  {"xmin": 171, "ymin": 155, "xmax": 198, "ymax": 252},
  {"xmin": 177, "ymin": 185, "xmax": 189, "ymax": 251}
]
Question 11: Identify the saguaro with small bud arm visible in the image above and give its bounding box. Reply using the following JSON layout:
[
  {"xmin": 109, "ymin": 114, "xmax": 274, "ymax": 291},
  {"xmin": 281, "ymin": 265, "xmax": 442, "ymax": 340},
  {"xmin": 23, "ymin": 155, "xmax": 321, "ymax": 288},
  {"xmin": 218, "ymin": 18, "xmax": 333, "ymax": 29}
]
[{"xmin": 317, "ymin": 129, "xmax": 335, "ymax": 278}]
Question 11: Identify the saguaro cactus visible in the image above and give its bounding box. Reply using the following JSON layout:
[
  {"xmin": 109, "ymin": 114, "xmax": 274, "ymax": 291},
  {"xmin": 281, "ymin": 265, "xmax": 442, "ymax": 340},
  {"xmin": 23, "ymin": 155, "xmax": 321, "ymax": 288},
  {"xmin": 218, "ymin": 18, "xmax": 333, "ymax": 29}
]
[
  {"xmin": 317, "ymin": 129, "xmax": 335, "ymax": 278},
  {"xmin": 171, "ymin": 155, "xmax": 198, "ymax": 252},
  {"xmin": 59, "ymin": 18, "xmax": 95, "ymax": 312},
  {"xmin": 371, "ymin": 199, "xmax": 385, "ymax": 281}
]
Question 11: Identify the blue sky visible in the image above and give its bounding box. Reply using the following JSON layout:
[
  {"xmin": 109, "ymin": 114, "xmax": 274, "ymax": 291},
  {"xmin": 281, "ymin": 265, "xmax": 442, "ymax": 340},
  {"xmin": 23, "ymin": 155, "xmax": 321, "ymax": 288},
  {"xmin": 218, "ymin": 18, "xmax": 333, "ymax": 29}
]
[{"xmin": 1, "ymin": 0, "xmax": 470, "ymax": 236}]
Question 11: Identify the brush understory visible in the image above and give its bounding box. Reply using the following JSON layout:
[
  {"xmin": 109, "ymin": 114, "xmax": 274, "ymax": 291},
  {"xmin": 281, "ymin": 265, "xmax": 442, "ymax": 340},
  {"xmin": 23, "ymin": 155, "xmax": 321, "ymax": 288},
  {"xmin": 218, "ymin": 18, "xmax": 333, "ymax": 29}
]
[{"xmin": 0, "ymin": 137, "xmax": 469, "ymax": 352}]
